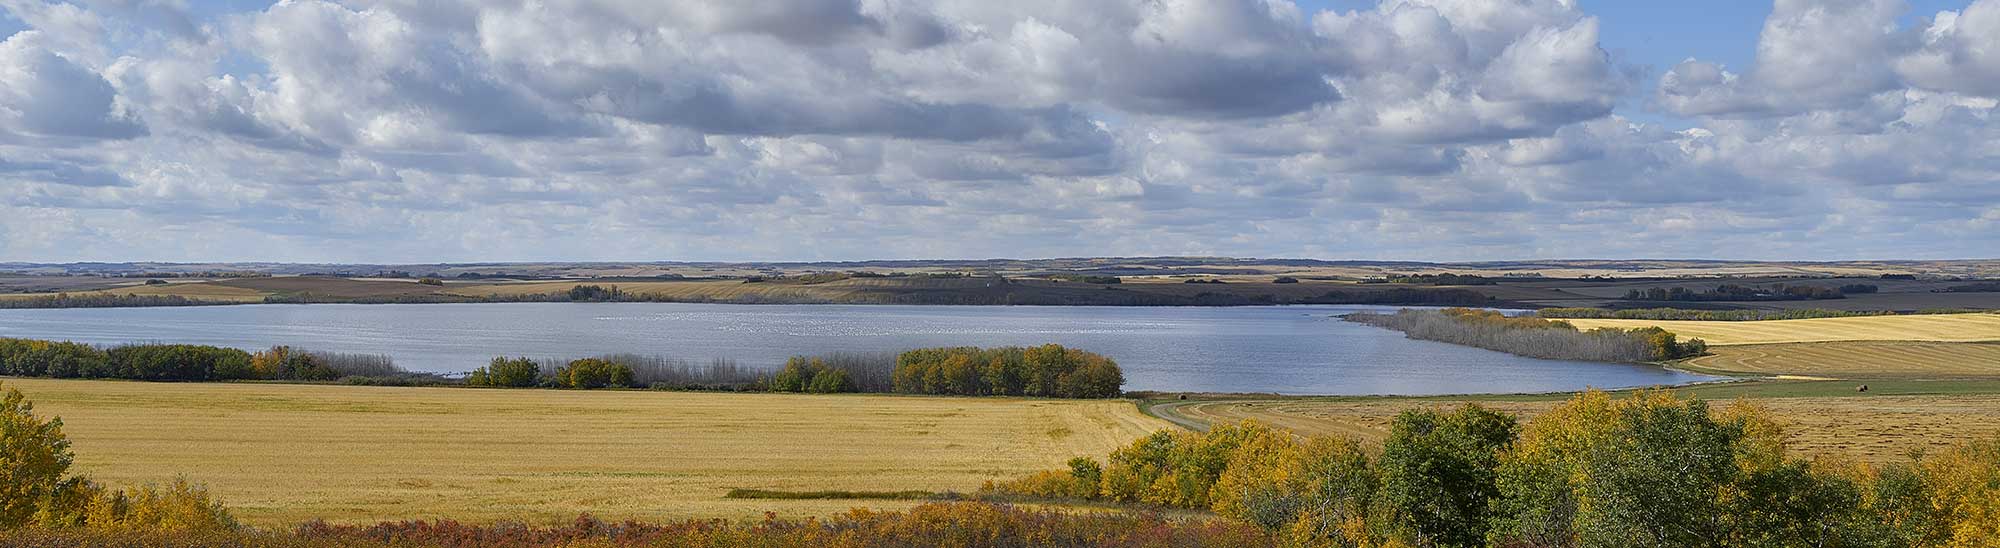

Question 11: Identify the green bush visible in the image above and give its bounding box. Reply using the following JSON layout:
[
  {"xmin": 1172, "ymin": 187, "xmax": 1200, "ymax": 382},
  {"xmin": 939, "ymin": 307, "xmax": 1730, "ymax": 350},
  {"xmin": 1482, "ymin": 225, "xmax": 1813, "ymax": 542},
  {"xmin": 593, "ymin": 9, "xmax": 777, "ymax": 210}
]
[
  {"xmin": 468, "ymin": 357, "xmax": 541, "ymax": 387},
  {"xmin": 807, "ymin": 368, "xmax": 854, "ymax": 394},
  {"xmin": 556, "ymin": 359, "xmax": 634, "ymax": 389},
  {"xmin": 1379, "ymin": 405, "xmax": 1517, "ymax": 548}
]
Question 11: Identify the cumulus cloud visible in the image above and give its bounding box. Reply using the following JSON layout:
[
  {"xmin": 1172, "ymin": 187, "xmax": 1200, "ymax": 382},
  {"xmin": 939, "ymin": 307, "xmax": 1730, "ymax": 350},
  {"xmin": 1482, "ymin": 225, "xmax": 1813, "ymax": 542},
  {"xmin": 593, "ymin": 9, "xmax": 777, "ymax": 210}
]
[
  {"xmin": 0, "ymin": 30, "xmax": 145, "ymax": 140},
  {"xmin": 0, "ymin": 0, "xmax": 1994, "ymax": 262}
]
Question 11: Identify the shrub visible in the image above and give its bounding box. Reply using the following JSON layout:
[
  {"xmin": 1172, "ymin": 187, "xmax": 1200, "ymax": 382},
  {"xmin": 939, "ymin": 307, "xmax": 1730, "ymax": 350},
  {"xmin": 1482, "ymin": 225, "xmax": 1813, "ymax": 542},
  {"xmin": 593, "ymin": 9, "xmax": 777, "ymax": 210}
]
[
  {"xmin": 469, "ymin": 357, "xmax": 541, "ymax": 387},
  {"xmin": 0, "ymin": 383, "xmax": 234, "ymax": 533},
  {"xmin": 987, "ymin": 457, "xmax": 1103, "ymax": 501},
  {"xmin": 248, "ymin": 346, "xmax": 338, "ymax": 381},
  {"xmin": 556, "ymin": 359, "xmax": 634, "ymax": 389},
  {"xmin": 416, "ymin": 278, "xmax": 444, "ymax": 286},
  {"xmin": 0, "ymin": 383, "xmax": 78, "ymax": 528},
  {"xmin": 806, "ymin": 368, "xmax": 854, "ymax": 394}
]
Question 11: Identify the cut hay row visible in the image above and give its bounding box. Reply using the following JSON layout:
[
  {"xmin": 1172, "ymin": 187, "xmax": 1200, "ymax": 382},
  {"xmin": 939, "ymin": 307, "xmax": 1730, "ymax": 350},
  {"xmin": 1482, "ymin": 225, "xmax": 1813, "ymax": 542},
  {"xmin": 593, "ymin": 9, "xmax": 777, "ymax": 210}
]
[{"xmin": 1562, "ymin": 312, "xmax": 2000, "ymax": 345}]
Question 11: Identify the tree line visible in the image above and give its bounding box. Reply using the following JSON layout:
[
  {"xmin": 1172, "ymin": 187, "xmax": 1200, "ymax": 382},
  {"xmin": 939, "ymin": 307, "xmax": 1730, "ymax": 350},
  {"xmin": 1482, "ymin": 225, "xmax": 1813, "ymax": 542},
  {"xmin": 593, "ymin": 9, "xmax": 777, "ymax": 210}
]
[
  {"xmin": 989, "ymin": 390, "xmax": 2000, "ymax": 548},
  {"xmin": 1347, "ymin": 308, "xmax": 1706, "ymax": 363},
  {"xmin": 1622, "ymin": 283, "xmax": 1872, "ymax": 302},
  {"xmin": 0, "ymin": 293, "xmax": 235, "ymax": 309},
  {"xmin": 0, "ymin": 338, "xmax": 404, "ymax": 382},
  {"xmin": 1368, "ymin": 273, "xmax": 1497, "ymax": 286},
  {"xmin": 1535, "ymin": 307, "xmax": 1894, "ymax": 321},
  {"xmin": 891, "ymin": 344, "xmax": 1124, "ymax": 399}
]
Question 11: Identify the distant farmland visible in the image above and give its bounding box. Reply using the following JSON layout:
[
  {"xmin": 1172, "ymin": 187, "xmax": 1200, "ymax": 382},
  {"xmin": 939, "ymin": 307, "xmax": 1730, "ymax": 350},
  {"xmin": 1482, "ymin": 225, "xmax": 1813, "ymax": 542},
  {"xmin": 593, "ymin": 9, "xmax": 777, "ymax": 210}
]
[
  {"xmin": 4, "ymin": 378, "xmax": 1170, "ymax": 525},
  {"xmin": 1682, "ymin": 341, "xmax": 2000, "ymax": 379},
  {"xmin": 1563, "ymin": 313, "xmax": 2000, "ymax": 345}
]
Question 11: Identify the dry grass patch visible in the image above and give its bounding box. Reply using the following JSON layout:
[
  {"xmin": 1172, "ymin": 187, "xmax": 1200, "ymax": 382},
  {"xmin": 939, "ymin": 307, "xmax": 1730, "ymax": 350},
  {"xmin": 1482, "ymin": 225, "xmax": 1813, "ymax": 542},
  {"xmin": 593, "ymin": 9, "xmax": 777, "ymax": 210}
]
[
  {"xmin": 1683, "ymin": 342, "xmax": 2000, "ymax": 379},
  {"xmin": 1, "ymin": 378, "xmax": 1169, "ymax": 526},
  {"xmin": 1563, "ymin": 313, "xmax": 2000, "ymax": 345}
]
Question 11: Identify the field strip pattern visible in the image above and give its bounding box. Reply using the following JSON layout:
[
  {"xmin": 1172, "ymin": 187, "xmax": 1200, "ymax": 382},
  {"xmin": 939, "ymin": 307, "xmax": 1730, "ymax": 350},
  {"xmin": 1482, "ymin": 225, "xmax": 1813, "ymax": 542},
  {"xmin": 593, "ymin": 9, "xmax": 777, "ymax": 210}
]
[
  {"xmin": 1684, "ymin": 342, "xmax": 2000, "ymax": 378},
  {"xmin": 1563, "ymin": 313, "xmax": 2000, "ymax": 345}
]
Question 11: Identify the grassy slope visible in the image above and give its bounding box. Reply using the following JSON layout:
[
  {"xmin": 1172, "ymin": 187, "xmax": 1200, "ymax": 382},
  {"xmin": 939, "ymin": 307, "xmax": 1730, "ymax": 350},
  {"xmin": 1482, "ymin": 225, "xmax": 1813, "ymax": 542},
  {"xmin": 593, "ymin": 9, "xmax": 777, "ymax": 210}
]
[
  {"xmin": 2, "ymin": 378, "xmax": 1170, "ymax": 526},
  {"xmin": 1563, "ymin": 313, "xmax": 2000, "ymax": 345}
]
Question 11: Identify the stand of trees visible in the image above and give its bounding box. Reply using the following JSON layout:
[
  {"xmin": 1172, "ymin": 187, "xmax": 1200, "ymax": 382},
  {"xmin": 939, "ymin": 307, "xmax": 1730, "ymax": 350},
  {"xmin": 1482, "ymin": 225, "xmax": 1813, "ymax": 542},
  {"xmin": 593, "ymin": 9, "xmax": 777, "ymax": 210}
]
[
  {"xmin": 466, "ymin": 357, "xmax": 638, "ymax": 389},
  {"xmin": 1622, "ymin": 283, "xmax": 1868, "ymax": 302},
  {"xmin": 1536, "ymin": 307, "xmax": 1893, "ymax": 321},
  {"xmin": 990, "ymin": 390, "xmax": 2000, "ymax": 548},
  {"xmin": 0, "ymin": 338, "xmax": 403, "ymax": 382},
  {"xmin": 1372, "ymin": 273, "xmax": 1498, "ymax": 285},
  {"xmin": 1942, "ymin": 282, "xmax": 2000, "ymax": 293},
  {"xmin": 892, "ymin": 345, "xmax": 1124, "ymax": 398},
  {"xmin": 1347, "ymin": 308, "xmax": 1706, "ymax": 363},
  {"xmin": 1051, "ymin": 274, "xmax": 1121, "ymax": 284},
  {"xmin": 1311, "ymin": 288, "xmax": 1493, "ymax": 306},
  {"xmin": 463, "ymin": 352, "xmax": 897, "ymax": 393}
]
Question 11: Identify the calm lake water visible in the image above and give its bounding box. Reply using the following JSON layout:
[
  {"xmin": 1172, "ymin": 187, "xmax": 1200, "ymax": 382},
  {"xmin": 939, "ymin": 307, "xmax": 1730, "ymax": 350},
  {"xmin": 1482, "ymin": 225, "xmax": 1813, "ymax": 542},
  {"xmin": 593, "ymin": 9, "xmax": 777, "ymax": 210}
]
[{"xmin": 0, "ymin": 303, "xmax": 1715, "ymax": 395}]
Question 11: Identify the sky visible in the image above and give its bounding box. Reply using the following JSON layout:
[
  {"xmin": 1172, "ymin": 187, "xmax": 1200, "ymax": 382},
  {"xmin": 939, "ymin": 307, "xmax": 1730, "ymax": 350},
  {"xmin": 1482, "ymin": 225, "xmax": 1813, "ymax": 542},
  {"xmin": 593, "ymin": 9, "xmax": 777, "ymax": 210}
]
[{"xmin": 1, "ymin": 1, "xmax": 1998, "ymax": 263}]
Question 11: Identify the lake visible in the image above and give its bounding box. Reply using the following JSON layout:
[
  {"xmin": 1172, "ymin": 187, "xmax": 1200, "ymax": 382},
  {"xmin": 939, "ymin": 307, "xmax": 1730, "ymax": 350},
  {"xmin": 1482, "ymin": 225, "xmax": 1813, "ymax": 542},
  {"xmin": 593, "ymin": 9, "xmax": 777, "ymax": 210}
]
[{"xmin": 0, "ymin": 303, "xmax": 1716, "ymax": 395}]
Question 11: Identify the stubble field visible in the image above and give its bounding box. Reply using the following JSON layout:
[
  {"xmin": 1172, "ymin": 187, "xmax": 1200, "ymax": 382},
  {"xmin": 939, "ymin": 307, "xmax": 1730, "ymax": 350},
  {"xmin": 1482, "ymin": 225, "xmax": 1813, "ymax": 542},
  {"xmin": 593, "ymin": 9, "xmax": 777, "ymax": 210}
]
[{"xmin": 1, "ymin": 378, "xmax": 1170, "ymax": 526}]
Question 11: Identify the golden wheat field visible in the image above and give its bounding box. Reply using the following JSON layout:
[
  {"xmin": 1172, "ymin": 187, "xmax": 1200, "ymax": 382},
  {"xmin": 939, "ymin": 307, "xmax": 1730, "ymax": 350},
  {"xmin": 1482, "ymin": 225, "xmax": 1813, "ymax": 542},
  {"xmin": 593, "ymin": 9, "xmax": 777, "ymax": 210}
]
[
  {"xmin": 1562, "ymin": 313, "xmax": 2000, "ymax": 345},
  {"xmin": 1681, "ymin": 342, "xmax": 2000, "ymax": 379},
  {"xmin": 1, "ymin": 378, "xmax": 1170, "ymax": 526},
  {"xmin": 1157, "ymin": 391, "xmax": 2000, "ymax": 464}
]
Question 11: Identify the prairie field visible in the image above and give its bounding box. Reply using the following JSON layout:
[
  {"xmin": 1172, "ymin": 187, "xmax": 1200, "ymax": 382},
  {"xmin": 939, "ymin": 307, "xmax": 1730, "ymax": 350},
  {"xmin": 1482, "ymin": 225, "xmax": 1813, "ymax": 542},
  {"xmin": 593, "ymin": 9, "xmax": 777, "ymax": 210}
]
[
  {"xmin": 0, "ymin": 280, "xmax": 267, "ymax": 302},
  {"xmin": 0, "ymin": 378, "xmax": 1170, "ymax": 526},
  {"xmin": 1682, "ymin": 341, "xmax": 2000, "ymax": 378},
  {"xmin": 1153, "ymin": 381, "xmax": 2000, "ymax": 464},
  {"xmin": 1562, "ymin": 312, "xmax": 2000, "ymax": 345}
]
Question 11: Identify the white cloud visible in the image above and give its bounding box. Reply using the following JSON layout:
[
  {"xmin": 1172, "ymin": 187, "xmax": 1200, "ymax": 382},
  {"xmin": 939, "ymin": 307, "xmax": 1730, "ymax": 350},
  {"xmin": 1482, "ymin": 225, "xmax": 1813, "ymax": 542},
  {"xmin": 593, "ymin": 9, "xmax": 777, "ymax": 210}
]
[{"xmin": 0, "ymin": 0, "xmax": 1994, "ymax": 262}]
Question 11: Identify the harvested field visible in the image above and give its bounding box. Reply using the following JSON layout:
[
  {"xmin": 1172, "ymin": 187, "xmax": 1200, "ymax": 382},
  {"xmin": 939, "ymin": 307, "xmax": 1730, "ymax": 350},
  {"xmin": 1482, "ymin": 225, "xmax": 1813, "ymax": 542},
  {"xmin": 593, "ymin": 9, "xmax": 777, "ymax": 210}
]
[
  {"xmin": 1681, "ymin": 342, "xmax": 2000, "ymax": 379},
  {"xmin": 1, "ymin": 378, "xmax": 1170, "ymax": 526},
  {"xmin": 212, "ymin": 277, "xmax": 447, "ymax": 299},
  {"xmin": 1563, "ymin": 313, "xmax": 2000, "ymax": 345},
  {"xmin": 0, "ymin": 281, "xmax": 268, "ymax": 302}
]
